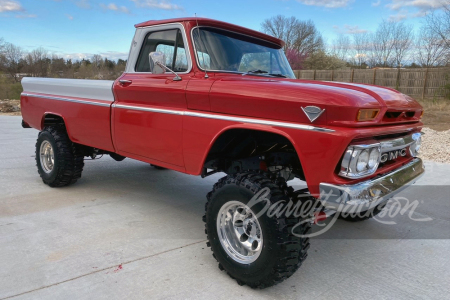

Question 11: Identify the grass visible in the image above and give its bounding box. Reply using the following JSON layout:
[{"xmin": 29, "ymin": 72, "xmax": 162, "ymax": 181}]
[
  {"xmin": 418, "ymin": 98, "xmax": 450, "ymax": 131},
  {"xmin": 0, "ymin": 77, "xmax": 23, "ymax": 100}
]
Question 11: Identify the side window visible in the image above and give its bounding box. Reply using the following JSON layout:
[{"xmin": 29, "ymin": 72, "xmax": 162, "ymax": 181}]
[
  {"xmin": 155, "ymin": 44, "xmax": 175, "ymax": 67},
  {"xmin": 135, "ymin": 29, "xmax": 188, "ymax": 73}
]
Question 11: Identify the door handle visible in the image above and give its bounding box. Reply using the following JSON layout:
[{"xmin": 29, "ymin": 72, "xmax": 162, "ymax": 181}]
[{"xmin": 119, "ymin": 79, "xmax": 132, "ymax": 85}]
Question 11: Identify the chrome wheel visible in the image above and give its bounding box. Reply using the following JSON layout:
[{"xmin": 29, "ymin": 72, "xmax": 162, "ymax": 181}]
[
  {"xmin": 40, "ymin": 140, "xmax": 54, "ymax": 173},
  {"xmin": 217, "ymin": 201, "xmax": 263, "ymax": 264}
]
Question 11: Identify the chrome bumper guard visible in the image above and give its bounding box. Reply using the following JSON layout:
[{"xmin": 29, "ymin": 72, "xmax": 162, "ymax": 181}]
[{"xmin": 319, "ymin": 158, "xmax": 425, "ymax": 212}]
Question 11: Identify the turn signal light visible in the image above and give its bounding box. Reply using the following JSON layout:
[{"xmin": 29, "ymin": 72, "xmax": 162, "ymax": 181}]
[
  {"xmin": 420, "ymin": 111, "xmax": 424, "ymax": 119},
  {"xmin": 357, "ymin": 109, "xmax": 380, "ymax": 121}
]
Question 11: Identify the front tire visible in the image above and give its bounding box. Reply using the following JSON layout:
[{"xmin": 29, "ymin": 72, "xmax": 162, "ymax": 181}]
[
  {"xmin": 36, "ymin": 126, "xmax": 84, "ymax": 187},
  {"xmin": 204, "ymin": 172, "xmax": 310, "ymax": 288}
]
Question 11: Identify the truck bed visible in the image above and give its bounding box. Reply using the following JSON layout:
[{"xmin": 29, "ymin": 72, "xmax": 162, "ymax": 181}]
[
  {"xmin": 21, "ymin": 77, "xmax": 116, "ymax": 152},
  {"xmin": 21, "ymin": 78, "xmax": 115, "ymax": 102}
]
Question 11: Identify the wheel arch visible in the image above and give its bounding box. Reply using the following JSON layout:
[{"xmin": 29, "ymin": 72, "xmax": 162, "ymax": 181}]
[
  {"xmin": 40, "ymin": 113, "xmax": 73, "ymax": 140},
  {"xmin": 200, "ymin": 124, "xmax": 307, "ymax": 179}
]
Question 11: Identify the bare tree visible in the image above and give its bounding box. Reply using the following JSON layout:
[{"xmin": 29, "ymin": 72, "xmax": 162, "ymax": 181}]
[
  {"xmin": 261, "ymin": 15, "xmax": 324, "ymax": 56},
  {"xmin": 350, "ymin": 32, "xmax": 370, "ymax": 68},
  {"xmin": 330, "ymin": 34, "xmax": 351, "ymax": 61},
  {"xmin": 0, "ymin": 38, "xmax": 5, "ymax": 53},
  {"xmin": 372, "ymin": 20, "xmax": 396, "ymax": 67},
  {"xmin": 392, "ymin": 23, "xmax": 414, "ymax": 68},
  {"xmin": 425, "ymin": 0, "xmax": 450, "ymax": 48},
  {"xmin": 261, "ymin": 15, "xmax": 299, "ymax": 50},
  {"xmin": 415, "ymin": 25, "xmax": 449, "ymax": 67},
  {"xmin": 0, "ymin": 43, "xmax": 24, "ymax": 82},
  {"xmin": 25, "ymin": 47, "xmax": 50, "ymax": 77},
  {"xmin": 303, "ymin": 50, "xmax": 346, "ymax": 70}
]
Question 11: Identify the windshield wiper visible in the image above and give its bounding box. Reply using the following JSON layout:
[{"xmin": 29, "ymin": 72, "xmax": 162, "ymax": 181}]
[
  {"xmin": 245, "ymin": 70, "xmax": 287, "ymax": 78},
  {"xmin": 246, "ymin": 69, "xmax": 268, "ymax": 74},
  {"xmin": 268, "ymin": 73, "xmax": 287, "ymax": 78}
]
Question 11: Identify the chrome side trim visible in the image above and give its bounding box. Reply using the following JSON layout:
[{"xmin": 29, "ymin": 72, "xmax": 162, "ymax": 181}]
[
  {"xmin": 114, "ymin": 104, "xmax": 334, "ymax": 132},
  {"xmin": 320, "ymin": 158, "xmax": 425, "ymax": 212},
  {"xmin": 24, "ymin": 92, "xmax": 334, "ymax": 132},
  {"xmin": 22, "ymin": 93, "xmax": 111, "ymax": 107},
  {"xmin": 114, "ymin": 104, "xmax": 184, "ymax": 115},
  {"xmin": 185, "ymin": 111, "xmax": 334, "ymax": 132}
]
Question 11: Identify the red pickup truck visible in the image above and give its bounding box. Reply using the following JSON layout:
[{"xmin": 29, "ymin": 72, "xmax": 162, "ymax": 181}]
[{"xmin": 20, "ymin": 17, "xmax": 424, "ymax": 288}]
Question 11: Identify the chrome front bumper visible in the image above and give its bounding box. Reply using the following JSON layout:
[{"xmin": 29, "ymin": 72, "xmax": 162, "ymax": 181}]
[{"xmin": 319, "ymin": 158, "xmax": 425, "ymax": 212}]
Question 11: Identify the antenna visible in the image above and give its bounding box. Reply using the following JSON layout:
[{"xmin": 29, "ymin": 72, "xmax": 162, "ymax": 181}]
[{"xmin": 195, "ymin": 13, "xmax": 209, "ymax": 79}]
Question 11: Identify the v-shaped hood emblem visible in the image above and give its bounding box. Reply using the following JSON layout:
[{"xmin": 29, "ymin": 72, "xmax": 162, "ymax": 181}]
[{"xmin": 301, "ymin": 106, "xmax": 325, "ymax": 122}]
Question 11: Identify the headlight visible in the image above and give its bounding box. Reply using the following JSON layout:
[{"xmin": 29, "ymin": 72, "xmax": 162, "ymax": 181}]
[
  {"xmin": 409, "ymin": 132, "xmax": 422, "ymax": 157},
  {"xmin": 340, "ymin": 143, "xmax": 381, "ymax": 179},
  {"xmin": 368, "ymin": 148, "xmax": 380, "ymax": 168},
  {"xmin": 356, "ymin": 150, "xmax": 369, "ymax": 172}
]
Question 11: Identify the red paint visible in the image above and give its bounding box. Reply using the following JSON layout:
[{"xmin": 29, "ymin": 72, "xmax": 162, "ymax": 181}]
[
  {"xmin": 20, "ymin": 18, "xmax": 424, "ymax": 197},
  {"xmin": 314, "ymin": 211, "xmax": 328, "ymax": 224},
  {"xmin": 114, "ymin": 264, "xmax": 123, "ymax": 272}
]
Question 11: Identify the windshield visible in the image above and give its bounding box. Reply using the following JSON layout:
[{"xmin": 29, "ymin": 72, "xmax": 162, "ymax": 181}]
[{"xmin": 192, "ymin": 27, "xmax": 295, "ymax": 79}]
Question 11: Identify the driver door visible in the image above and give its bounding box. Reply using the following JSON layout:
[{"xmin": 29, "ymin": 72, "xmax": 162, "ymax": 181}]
[{"xmin": 113, "ymin": 26, "xmax": 191, "ymax": 168}]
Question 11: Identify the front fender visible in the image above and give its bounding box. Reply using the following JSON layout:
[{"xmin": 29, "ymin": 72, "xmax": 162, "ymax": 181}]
[{"xmin": 182, "ymin": 114, "xmax": 347, "ymax": 195}]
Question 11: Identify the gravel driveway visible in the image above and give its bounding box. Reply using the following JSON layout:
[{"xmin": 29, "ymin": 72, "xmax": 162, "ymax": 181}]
[{"xmin": 420, "ymin": 127, "xmax": 450, "ymax": 163}]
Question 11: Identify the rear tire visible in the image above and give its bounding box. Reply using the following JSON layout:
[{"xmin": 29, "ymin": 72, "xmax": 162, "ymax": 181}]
[
  {"xmin": 203, "ymin": 172, "xmax": 311, "ymax": 288},
  {"xmin": 36, "ymin": 126, "xmax": 84, "ymax": 187}
]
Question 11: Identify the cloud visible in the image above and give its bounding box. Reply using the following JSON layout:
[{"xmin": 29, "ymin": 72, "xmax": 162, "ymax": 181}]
[
  {"xmin": 15, "ymin": 13, "xmax": 36, "ymax": 18},
  {"xmin": 386, "ymin": 0, "xmax": 444, "ymax": 11},
  {"xmin": 372, "ymin": 0, "xmax": 381, "ymax": 7},
  {"xmin": 66, "ymin": 14, "xmax": 73, "ymax": 20},
  {"xmin": 296, "ymin": 0, "xmax": 353, "ymax": 8},
  {"xmin": 384, "ymin": 0, "xmax": 444, "ymax": 20},
  {"xmin": 75, "ymin": 0, "xmax": 90, "ymax": 9},
  {"xmin": 0, "ymin": 0, "xmax": 23, "ymax": 12},
  {"xmin": 333, "ymin": 24, "xmax": 368, "ymax": 34},
  {"xmin": 100, "ymin": 3, "xmax": 130, "ymax": 13},
  {"xmin": 388, "ymin": 12, "xmax": 408, "ymax": 21},
  {"xmin": 130, "ymin": 0, "xmax": 182, "ymax": 10},
  {"xmin": 61, "ymin": 51, "xmax": 128, "ymax": 60}
]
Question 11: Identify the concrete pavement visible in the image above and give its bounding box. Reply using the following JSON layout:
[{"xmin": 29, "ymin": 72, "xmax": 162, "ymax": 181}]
[{"xmin": 1, "ymin": 116, "xmax": 449, "ymax": 299}]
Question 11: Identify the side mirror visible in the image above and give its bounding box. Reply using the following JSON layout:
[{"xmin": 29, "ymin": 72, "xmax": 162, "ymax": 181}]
[
  {"xmin": 149, "ymin": 52, "xmax": 166, "ymax": 74},
  {"xmin": 149, "ymin": 51, "xmax": 182, "ymax": 81}
]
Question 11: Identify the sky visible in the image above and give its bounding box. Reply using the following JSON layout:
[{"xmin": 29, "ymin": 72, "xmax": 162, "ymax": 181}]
[{"xmin": 0, "ymin": 0, "xmax": 446, "ymax": 60}]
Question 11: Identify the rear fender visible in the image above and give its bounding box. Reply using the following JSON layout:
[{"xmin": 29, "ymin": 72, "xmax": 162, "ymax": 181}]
[{"xmin": 40, "ymin": 112, "xmax": 73, "ymax": 139}]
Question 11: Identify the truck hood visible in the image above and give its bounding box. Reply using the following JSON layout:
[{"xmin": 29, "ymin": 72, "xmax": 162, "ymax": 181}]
[{"xmin": 208, "ymin": 76, "xmax": 423, "ymax": 127}]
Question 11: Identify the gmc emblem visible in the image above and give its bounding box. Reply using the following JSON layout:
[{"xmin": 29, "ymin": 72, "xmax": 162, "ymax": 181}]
[{"xmin": 380, "ymin": 148, "xmax": 407, "ymax": 163}]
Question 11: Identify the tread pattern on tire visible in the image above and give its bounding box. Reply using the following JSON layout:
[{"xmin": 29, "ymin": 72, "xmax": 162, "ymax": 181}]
[
  {"xmin": 36, "ymin": 125, "xmax": 84, "ymax": 187},
  {"xmin": 203, "ymin": 171, "xmax": 311, "ymax": 289}
]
